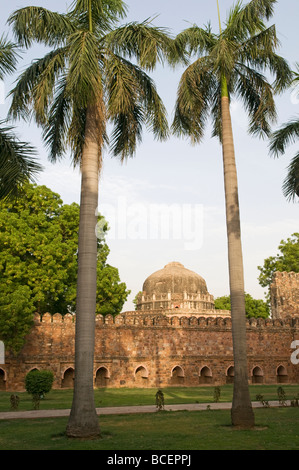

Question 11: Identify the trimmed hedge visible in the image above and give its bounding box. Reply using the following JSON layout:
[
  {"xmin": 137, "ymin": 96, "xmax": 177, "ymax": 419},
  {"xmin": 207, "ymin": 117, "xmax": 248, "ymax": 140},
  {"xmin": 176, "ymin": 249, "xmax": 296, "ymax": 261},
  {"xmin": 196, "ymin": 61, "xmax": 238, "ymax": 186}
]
[{"xmin": 25, "ymin": 370, "xmax": 54, "ymax": 398}]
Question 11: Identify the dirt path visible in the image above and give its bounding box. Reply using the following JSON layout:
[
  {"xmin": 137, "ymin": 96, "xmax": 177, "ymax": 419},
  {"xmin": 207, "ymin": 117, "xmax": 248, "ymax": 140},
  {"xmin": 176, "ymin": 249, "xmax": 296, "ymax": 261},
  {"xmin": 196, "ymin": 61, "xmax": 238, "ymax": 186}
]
[{"xmin": 0, "ymin": 400, "xmax": 289, "ymax": 420}]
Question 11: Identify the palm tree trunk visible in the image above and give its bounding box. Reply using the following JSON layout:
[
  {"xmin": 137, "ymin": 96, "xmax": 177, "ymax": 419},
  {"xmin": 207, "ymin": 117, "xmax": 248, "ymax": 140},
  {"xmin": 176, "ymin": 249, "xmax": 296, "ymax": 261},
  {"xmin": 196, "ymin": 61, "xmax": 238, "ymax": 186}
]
[
  {"xmin": 66, "ymin": 105, "xmax": 101, "ymax": 438},
  {"xmin": 221, "ymin": 89, "xmax": 255, "ymax": 428}
]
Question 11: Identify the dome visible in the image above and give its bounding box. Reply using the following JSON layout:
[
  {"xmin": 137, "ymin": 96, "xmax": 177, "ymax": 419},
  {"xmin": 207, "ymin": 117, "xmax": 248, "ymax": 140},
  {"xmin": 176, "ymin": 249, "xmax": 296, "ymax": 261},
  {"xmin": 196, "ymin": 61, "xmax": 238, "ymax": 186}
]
[
  {"xmin": 137, "ymin": 261, "xmax": 215, "ymax": 313},
  {"xmin": 143, "ymin": 261, "xmax": 208, "ymax": 296}
]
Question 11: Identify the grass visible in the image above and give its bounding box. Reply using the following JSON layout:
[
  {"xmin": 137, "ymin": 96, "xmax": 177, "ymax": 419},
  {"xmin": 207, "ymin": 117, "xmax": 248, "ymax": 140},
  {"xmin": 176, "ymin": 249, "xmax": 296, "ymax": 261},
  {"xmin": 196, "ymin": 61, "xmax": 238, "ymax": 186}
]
[
  {"xmin": 1, "ymin": 384, "xmax": 299, "ymax": 412},
  {"xmin": 1, "ymin": 385, "xmax": 299, "ymax": 450},
  {"xmin": 0, "ymin": 407, "xmax": 299, "ymax": 450}
]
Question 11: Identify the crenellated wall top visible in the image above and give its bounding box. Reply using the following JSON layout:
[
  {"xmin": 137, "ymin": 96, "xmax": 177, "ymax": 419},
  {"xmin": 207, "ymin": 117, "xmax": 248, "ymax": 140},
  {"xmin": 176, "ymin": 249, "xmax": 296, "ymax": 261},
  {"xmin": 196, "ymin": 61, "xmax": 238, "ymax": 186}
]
[
  {"xmin": 33, "ymin": 312, "xmax": 299, "ymax": 329},
  {"xmin": 272, "ymin": 271, "xmax": 299, "ymax": 280}
]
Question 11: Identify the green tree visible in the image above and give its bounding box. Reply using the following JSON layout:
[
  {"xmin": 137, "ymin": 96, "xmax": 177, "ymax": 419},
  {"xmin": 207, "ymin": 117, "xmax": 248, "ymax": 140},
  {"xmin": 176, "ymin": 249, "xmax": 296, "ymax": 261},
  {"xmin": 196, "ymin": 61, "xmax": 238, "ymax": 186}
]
[
  {"xmin": 0, "ymin": 36, "xmax": 41, "ymax": 200},
  {"xmin": 171, "ymin": 0, "xmax": 292, "ymax": 427},
  {"xmin": 258, "ymin": 233, "xmax": 299, "ymax": 290},
  {"xmin": 8, "ymin": 0, "xmax": 171, "ymax": 438},
  {"xmin": 0, "ymin": 183, "xmax": 129, "ymax": 353},
  {"xmin": 0, "ymin": 184, "xmax": 79, "ymax": 325},
  {"xmin": 96, "ymin": 263, "xmax": 129, "ymax": 316},
  {"xmin": 269, "ymin": 64, "xmax": 299, "ymax": 201},
  {"xmin": 0, "ymin": 286, "xmax": 35, "ymax": 355},
  {"xmin": 133, "ymin": 291, "xmax": 143, "ymax": 311},
  {"xmin": 215, "ymin": 293, "xmax": 269, "ymax": 318}
]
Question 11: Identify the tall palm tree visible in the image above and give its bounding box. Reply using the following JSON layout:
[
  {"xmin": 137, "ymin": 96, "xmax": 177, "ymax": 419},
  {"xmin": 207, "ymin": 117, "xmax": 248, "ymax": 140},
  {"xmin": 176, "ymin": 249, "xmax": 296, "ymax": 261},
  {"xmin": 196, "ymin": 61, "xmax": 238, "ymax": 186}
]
[
  {"xmin": 269, "ymin": 64, "xmax": 299, "ymax": 201},
  {"xmin": 172, "ymin": 0, "xmax": 292, "ymax": 427},
  {"xmin": 8, "ymin": 0, "xmax": 171, "ymax": 438},
  {"xmin": 0, "ymin": 36, "xmax": 41, "ymax": 199}
]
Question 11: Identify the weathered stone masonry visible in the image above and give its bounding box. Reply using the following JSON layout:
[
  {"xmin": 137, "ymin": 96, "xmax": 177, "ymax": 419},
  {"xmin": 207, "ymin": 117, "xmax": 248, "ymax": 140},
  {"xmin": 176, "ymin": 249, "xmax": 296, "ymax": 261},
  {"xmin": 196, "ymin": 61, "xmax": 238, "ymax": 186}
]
[
  {"xmin": 2, "ymin": 312, "xmax": 299, "ymax": 391},
  {"xmin": 271, "ymin": 271, "xmax": 299, "ymax": 319},
  {"xmin": 0, "ymin": 268, "xmax": 298, "ymax": 391}
]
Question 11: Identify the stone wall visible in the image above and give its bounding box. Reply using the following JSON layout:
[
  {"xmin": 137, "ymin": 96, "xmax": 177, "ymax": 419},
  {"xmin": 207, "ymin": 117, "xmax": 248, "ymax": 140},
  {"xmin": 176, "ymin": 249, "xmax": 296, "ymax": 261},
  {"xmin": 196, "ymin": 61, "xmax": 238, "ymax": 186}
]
[
  {"xmin": 2, "ymin": 312, "xmax": 299, "ymax": 391},
  {"xmin": 270, "ymin": 272, "xmax": 299, "ymax": 319}
]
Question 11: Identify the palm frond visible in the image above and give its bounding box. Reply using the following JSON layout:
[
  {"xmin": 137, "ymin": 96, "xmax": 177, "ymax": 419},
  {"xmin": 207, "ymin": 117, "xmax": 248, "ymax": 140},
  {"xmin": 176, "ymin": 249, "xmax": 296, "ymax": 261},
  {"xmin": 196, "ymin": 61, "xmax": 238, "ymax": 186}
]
[
  {"xmin": 225, "ymin": 0, "xmax": 276, "ymax": 40},
  {"xmin": 174, "ymin": 24, "xmax": 217, "ymax": 57},
  {"xmin": 235, "ymin": 63, "xmax": 277, "ymax": 137},
  {"xmin": 105, "ymin": 52, "xmax": 139, "ymax": 116},
  {"xmin": 8, "ymin": 1, "xmax": 170, "ymax": 167},
  {"xmin": 292, "ymin": 63, "xmax": 299, "ymax": 83},
  {"xmin": 0, "ymin": 35, "xmax": 19, "ymax": 79},
  {"xmin": 8, "ymin": 7, "xmax": 74, "ymax": 47},
  {"xmin": 66, "ymin": 30, "xmax": 102, "ymax": 107},
  {"xmin": 68, "ymin": 105, "xmax": 88, "ymax": 167},
  {"xmin": 241, "ymin": 0, "xmax": 277, "ymax": 21},
  {"xmin": 239, "ymin": 25, "xmax": 292, "ymax": 93},
  {"xmin": 103, "ymin": 20, "xmax": 173, "ymax": 71},
  {"xmin": 70, "ymin": 100, "xmax": 107, "ymax": 167},
  {"xmin": 269, "ymin": 119, "xmax": 299, "ymax": 157},
  {"xmin": 69, "ymin": 0, "xmax": 127, "ymax": 34},
  {"xmin": 105, "ymin": 53, "xmax": 168, "ymax": 159},
  {"xmin": 267, "ymin": 53, "xmax": 293, "ymax": 93},
  {"xmin": 210, "ymin": 82, "xmax": 223, "ymax": 141},
  {"xmin": 42, "ymin": 76, "xmax": 72, "ymax": 162},
  {"xmin": 33, "ymin": 49, "xmax": 68, "ymax": 125},
  {"xmin": 8, "ymin": 47, "xmax": 67, "ymax": 123},
  {"xmin": 172, "ymin": 57, "xmax": 215, "ymax": 143},
  {"xmin": 110, "ymin": 106, "xmax": 144, "ymax": 160},
  {"xmin": 0, "ymin": 122, "xmax": 42, "ymax": 200},
  {"xmin": 282, "ymin": 152, "xmax": 299, "ymax": 201},
  {"xmin": 239, "ymin": 24, "xmax": 278, "ymax": 66},
  {"xmin": 211, "ymin": 37, "xmax": 239, "ymax": 80}
]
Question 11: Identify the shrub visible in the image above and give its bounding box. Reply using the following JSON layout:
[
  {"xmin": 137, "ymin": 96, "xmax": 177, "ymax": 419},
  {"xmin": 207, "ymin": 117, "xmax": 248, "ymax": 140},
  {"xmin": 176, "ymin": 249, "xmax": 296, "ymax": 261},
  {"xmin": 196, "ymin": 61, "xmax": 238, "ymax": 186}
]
[
  {"xmin": 277, "ymin": 387, "xmax": 287, "ymax": 406},
  {"xmin": 291, "ymin": 394, "xmax": 299, "ymax": 407},
  {"xmin": 256, "ymin": 394, "xmax": 270, "ymax": 407},
  {"xmin": 155, "ymin": 389, "xmax": 165, "ymax": 411},
  {"xmin": 213, "ymin": 386, "xmax": 221, "ymax": 403},
  {"xmin": 25, "ymin": 370, "xmax": 54, "ymax": 409},
  {"xmin": 10, "ymin": 394, "xmax": 20, "ymax": 411}
]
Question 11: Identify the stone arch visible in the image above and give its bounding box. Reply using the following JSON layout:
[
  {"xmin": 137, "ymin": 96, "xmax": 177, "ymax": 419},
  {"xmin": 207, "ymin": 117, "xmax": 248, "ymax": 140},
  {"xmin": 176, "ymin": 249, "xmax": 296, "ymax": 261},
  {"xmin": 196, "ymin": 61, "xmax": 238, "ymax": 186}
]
[
  {"xmin": 171, "ymin": 365, "xmax": 185, "ymax": 385},
  {"xmin": 0, "ymin": 368, "xmax": 6, "ymax": 391},
  {"xmin": 95, "ymin": 366, "xmax": 110, "ymax": 388},
  {"xmin": 252, "ymin": 366, "xmax": 264, "ymax": 384},
  {"xmin": 199, "ymin": 366, "xmax": 213, "ymax": 384},
  {"xmin": 276, "ymin": 365, "xmax": 288, "ymax": 384},
  {"xmin": 61, "ymin": 367, "xmax": 74, "ymax": 388},
  {"xmin": 26, "ymin": 367, "xmax": 39, "ymax": 376},
  {"xmin": 134, "ymin": 365, "xmax": 149, "ymax": 387},
  {"xmin": 226, "ymin": 365, "xmax": 234, "ymax": 384}
]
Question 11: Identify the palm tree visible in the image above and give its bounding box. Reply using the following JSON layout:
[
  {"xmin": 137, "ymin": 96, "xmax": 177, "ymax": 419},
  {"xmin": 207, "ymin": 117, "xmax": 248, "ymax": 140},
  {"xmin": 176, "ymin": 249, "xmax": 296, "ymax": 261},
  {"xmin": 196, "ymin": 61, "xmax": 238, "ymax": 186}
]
[
  {"xmin": 0, "ymin": 36, "xmax": 41, "ymax": 199},
  {"xmin": 269, "ymin": 64, "xmax": 299, "ymax": 201},
  {"xmin": 8, "ymin": 0, "xmax": 171, "ymax": 438},
  {"xmin": 172, "ymin": 0, "xmax": 292, "ymax": 427}
]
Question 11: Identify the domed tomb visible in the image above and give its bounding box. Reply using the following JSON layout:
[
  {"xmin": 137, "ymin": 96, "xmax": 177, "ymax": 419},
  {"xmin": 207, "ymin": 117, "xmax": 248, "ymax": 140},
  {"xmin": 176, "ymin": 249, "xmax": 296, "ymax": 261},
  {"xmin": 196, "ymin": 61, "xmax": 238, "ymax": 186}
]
[{"xmin": 136, "ymin": 262, "xmax": 216, "ymax": 314}]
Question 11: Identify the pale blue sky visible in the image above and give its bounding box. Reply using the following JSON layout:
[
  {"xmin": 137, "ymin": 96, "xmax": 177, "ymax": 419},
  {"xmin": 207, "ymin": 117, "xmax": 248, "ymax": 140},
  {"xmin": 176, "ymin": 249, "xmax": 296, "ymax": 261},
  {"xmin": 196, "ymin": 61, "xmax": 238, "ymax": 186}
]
[{"xmin": 0, "ymin": 0, "xmax": 298, "ymax": 311}]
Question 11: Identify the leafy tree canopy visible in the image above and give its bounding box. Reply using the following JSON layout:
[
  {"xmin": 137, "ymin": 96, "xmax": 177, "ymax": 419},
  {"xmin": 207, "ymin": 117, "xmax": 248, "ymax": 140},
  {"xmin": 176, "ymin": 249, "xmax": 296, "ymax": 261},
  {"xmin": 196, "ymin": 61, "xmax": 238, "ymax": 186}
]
[
  {"xmin": 0, "ymin": 183, "xmax": 130, "ymax": 353},
  {"xmin": 258, "ymin": 232, "xmax": 299, "ymax": 289},
  {"xmin": 214, "ymin": 293, "xmax": 270, "ymax": 318}
]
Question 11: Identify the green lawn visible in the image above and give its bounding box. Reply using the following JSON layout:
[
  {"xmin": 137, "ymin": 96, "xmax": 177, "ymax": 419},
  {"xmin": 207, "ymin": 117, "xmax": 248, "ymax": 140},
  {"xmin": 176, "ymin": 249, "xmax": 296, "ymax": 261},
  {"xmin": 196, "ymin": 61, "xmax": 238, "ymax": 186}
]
[
  {"xmin": 1, "ymin": 384, "xmax": 298, "ymax": 412},
  {"xmin": 0, "ymin": 407, "xmax": 299, "ymax": 450},
  {"xmin": 1, "ymin": 385, "xmax": 299, "ymax": 450}
]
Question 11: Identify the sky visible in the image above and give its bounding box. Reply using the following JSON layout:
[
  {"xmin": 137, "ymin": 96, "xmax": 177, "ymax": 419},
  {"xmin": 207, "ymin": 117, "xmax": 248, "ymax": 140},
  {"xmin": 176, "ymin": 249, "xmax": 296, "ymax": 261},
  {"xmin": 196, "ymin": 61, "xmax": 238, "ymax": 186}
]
[{"xmin": 0, "ymin": 0, "xmax": 298, "ymax": 311}]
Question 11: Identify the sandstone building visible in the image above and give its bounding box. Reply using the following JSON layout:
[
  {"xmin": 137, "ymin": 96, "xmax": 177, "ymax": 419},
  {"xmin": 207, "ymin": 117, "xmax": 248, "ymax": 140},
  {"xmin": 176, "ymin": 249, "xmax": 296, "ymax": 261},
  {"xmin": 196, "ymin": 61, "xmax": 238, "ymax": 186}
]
[{"xmin": 0, "ymin": 263, "xmax": 298, "ymax": 391}]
